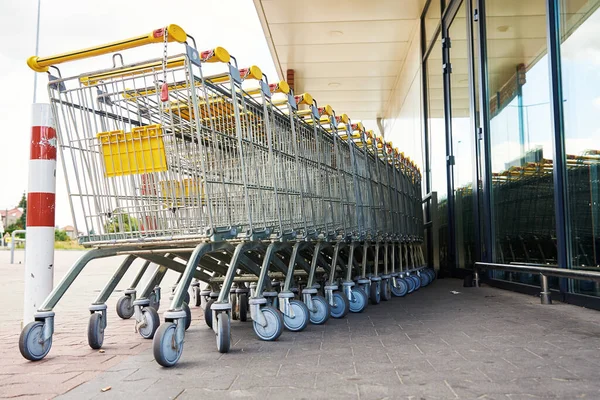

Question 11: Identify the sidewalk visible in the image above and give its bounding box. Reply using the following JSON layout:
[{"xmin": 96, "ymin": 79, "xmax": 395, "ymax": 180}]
[{"xmin": 2, "ymin": 251, "xmax": 600, "ymax": 399}]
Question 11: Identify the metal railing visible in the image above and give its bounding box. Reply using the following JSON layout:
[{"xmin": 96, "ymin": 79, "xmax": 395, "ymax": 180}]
[
  {"xmin": 475, "ymin": 261, "xmax": 600, "ymax": 305},
  {"xmin": 10, "ymin": 230, "xmax": 26, "ymax": 264}
]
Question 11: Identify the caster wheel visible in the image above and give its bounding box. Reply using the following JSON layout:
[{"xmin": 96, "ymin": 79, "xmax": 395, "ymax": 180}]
[
  {"xmin": 381, "ymin": 279, "xmax": 391, "ymax": 301},
  {"xmin": 231, "ymin": 293, "xmax": 238, "ymax": 320},
  {"xmin": 330, "ymin": 291, "xmax": 350, "ymax": 319},
  {"xmin": 419, "ymin": 273, "xmax": 430, "ymax": 287},
  {"xmin": 183, "ymin": 302, "xmax": 192, "ymax": 331},
  {"xmin": 253, "ymin": 306, "xmax": 283, "ymax": 341},
  {"xmin": 427, "ymin": 269, "xmax": 436, "ymax": 281},
  {"xmin": 149, "ymin": 291, "xmax": 160, "ymax": 311},
  {"xmin": 204, "ymin": 300, "xmax": 215, "ymax": 328},
  {"xmin": 370, "ymin": 280, "xmax": 381, "ymax": 305},
  {"xmin": 283, "ymin": 299, "xmax": 309, "ymax": 332},
  {"xmin": 309, "ymin": 295, "xmax": 330, "ymax": 325},
  {"xmin": 87, "ymin": 312, "xmax": 104, "ymax": 349},
  {"xmin": 116, "ymin": 295, "xmax": 134, "ymax": 319},
  {"xmin": 19, "ymin": 321, "xmax": 52, "ymax": 361},
  {"xmin": 139, "ymin": 307, "xmax": 160, "ymax": 339},
  {"xmin": 391, "ymin": 278, "xmax": 408, "ymax": 297},
  {"xmin": 405, "ymin": 276, "xmax": 416, "ymax": 293},
  {"xmin": 216, "ymin": 313, "xmax": 231, "ymax": 353},
  {"xmin": 194, "ymin": 287, "xmax": 201, "ymax": 307},
  {"xmin": 153, "ymin": 322, "xmax": 182, "ymax": 367},
  {"xmin": 349, "ymin": 287, "xmax": 368, "ymax": 313},
  {"xmin": 410, "ymin": 275, "xmax": 421, "ymax": 290},
  {"xmin": 239, "ymin": 293, "xmax": 248, "ymax": 322}
]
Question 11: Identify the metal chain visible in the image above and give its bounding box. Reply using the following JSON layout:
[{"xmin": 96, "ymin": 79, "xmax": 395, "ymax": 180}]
[{"xmin": 162, "ymin": 26, "xmax": 168, "ymax": 85}]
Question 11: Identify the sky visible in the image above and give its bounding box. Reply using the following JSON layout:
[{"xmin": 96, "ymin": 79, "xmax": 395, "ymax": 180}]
[{"xmin": 0, "ymin": 0, "xmax": 278, "ymax": 227}]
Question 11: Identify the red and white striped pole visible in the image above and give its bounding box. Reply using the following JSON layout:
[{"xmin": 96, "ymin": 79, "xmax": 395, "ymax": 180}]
[{"xmin": 23, "ymin": 103, "xmax": 56, "ymax": 324}]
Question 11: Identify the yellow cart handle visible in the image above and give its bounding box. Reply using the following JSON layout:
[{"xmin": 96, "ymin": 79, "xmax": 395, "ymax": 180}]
[{"xmin": 27, "ymin": 24, "xmax": 187, "ymax": 72}]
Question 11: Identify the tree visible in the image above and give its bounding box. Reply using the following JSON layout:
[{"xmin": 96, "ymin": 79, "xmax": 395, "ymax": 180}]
[
  {"xmin": 104, "ymin": 212, "xmax": 139, "ymax": 233},
  {"xmin": 18, "ymin": 192, "xmax": 26, "ymax": 227},
  {"xmin": 55, "ymin": 229, "xmax": 69, "ymax": 241}
]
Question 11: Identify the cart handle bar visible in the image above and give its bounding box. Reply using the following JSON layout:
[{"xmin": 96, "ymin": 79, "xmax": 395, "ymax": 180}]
[{"xmin": 27, "ymin": 24, "xmax": 188, "ymax": 73}]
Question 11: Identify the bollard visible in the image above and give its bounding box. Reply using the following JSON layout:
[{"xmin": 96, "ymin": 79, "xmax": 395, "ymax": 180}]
[
  {"xmin": 23, "ymin": 103, "xmax": 56, "ymax": 324},
  {"xmin": 540, "ymin": 274, "xmax": 552, "ymax": 305}
]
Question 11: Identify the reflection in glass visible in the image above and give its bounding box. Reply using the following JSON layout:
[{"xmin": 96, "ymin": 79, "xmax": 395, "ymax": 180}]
[
  {"xmin": 485, "ymin": 0, "xmax": 557, "ymax": 286},
  {"xmin": 559, "ymin": 0, "xmax": 600, "ymax": 295},
  {"xmin": 424, "ymin": 0, "xmax": 441, "ymax": 49},
  {"xmin": 449, "ymin": 2, "xmax": 476, "ymax": 269},
  {"xmin": 426, "ymin": 34, "xmax": 447, "ymax": 268}
]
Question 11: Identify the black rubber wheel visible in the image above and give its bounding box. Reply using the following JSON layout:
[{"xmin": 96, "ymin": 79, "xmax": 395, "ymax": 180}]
[
  {"xmin": 231, "ymin": 293, "xmax": 238, "ymax": 320},
  {"xmin": 87, "ymin": 312, "xmax": 104, "ymax": 350},
  {"xmin": 194, "ymin": 287, "xmax": 201, "ymax": 307},
  {"xmin": 183, "ymin": 290, "xmax": 191, "ymax": 305},
  {"xmin": 116, "ymin": 295, "xmax": 134, "ymax": 319},
  {"xmin": 183, "ymin": 302, "xmax": 192, "ymax": 331},
  {"xmin": 216, "ymin": 313, "xmax": 231, "ymax": 353},
  {"xmin": 204, "ymin": 299, "xmax": 214, "ymax": 328},
  {"xmin": 239, "ymin": 293, "xmax": 248, "ymax": 322},
  {"xmin": 370, "ymin": 280, "xmax": 381, "ymax": 305}
]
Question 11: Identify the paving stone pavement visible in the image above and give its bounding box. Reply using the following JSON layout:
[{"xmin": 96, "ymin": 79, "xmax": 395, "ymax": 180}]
[
  {"xmin": 0, "ymin": 250, "xmax": 180, "ymax": 399},
  {"xmin": 3, "ymin": 250, "xmax": 600, "ymax": 399},
  {"xmin": 60, "ymin": 274, "xmax": 600, "ymax": 399}
]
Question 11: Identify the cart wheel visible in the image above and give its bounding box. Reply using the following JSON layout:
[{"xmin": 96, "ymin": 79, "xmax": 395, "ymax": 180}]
[
  {"xmin": 216, "ymin": 313, "xmax": 231, "ymax": 353},
  {"xmin": 405, "ymin": 276, "xmax": 416, "ymax": 293},
  {"xmin": 349, "ymin": 287, "xmax": 367, "ymax": 313},
  {"xmin": 427, "ymin": 268, "xmax": 436, "ymax": 281},
  {"xmin": 194, "ymin": 287, "xmax": 201, "ymax": 307},
  {"xmin": 231, "ymin": 293, "xmax": 238, "ymax": 320},
  {"xmin": 309, "ymin": 295, "xmax": 330, "ymax": 325},
  {"xmin": 149, "ymin": 291, "xmax": 160, "ymax": 311},
  {"xmin": 410, "ymin": 275, "xmax": 421, "ymax": 290},
  {"xmin": 139, "ymin": 307, "xmax": 160, "ymax": 339},
  {"xmin": 330, "ymin": 291, "xmax": 350, "ymax": 319},
  {"xmin": 392, "ymin": 278, "xmax": 408, "ymax": 297},
  {"xmin": 116, "ymin": 295, "xmax": 134, "ymax": 319},
  {"xmin": 283, "ymin": 299, "xmax": 309, "ymax": 332},
  {"xmin": 239, "ymin": 293, "xmax": 248, "ymax": 322},
  {"xmin": 183, "ymin": 291, "xmax": 191, "ymax": 305},
  {"xmin": 204, "ymin": 300, "xmax": 214, "ymax": 328},
  {"xmin": 253, "ymin": 306, "xmax": 283, "ymax": 341},
  {"xmin": 87, "ymin": 312, "xmax": 104, "ymax": 349},
  {"xmin": 153, "ymin": 322, "xmax": 182, "ymax": 367},
  {"xmin": 370, "ymin": 280, "xmax": 381, "ymax": 305},
  {"xmin": 183, "ymin": 302, "xmax": 192, "ymax": 331},
  {"xmin": 419, "ymin": 272, "xmax": 431, "ymax": 287},
  {"xmin": 381, "ymin": 279, "xmax": 391, "ymax": 301},
  {"xmin": 19, "ymin": 321, "xmax": 52, "ymax": 361}
]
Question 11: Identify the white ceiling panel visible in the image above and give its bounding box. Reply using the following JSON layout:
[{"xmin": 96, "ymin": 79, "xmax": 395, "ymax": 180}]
[
  {"xmin": 260, "ymin": 0, "xmax": 425, "ymax": 24},
  {"xmin": 296, "ymin": 76, "xmax": 398, "ymax": 92},
  {"xmin": 255, "ymin": 0, "xmax": 425, "ymax": 120},
  {"xmin": 281, "ymin": 61, "xmax": 401, "ymax": 79},
  {"xmin": 276, "ymin": 42, "xmax": 408, "ymax": 64},
  {"xmin": 269, "ymin": 20, "xmax": 416, "ymax": 46}
]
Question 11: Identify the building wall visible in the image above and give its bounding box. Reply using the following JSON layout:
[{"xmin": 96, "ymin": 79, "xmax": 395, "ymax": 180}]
[{"xmin": 383, "ymin": 20, "xmax": 424, "ymax": 172}]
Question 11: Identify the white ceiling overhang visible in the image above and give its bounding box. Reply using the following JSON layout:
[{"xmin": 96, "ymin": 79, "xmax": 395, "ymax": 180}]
[{"xmin": 253, "ymin": 0, "xmax": 427, "ymax": 121}]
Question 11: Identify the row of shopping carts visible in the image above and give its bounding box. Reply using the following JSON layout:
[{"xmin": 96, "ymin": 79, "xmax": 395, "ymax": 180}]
[{"xmin": 19, "ymin": 25, "xmax": 434, "ymax": 367}]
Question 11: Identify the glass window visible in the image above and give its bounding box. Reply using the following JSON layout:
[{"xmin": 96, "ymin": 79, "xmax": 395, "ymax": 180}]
[
  {"xmin": 425, "ymin": 0, "xmax": 442, "ymax": 49},
  {"xmin": 426, "ymin": 34, "xmax": 447, "ymax": 268},
  {"xmin": 485, "ymin": 0, "xmax": 557, "ymax": 286},
  {"xmin": 449, "ymin": 2, "xmax": 476, "ymax": 269},
  {"xmin": 559, "ymin": 0, "xmax": 600, "ymax": 294}
]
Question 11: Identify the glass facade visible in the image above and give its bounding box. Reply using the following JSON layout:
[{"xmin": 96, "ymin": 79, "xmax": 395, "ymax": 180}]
[
  {"xmin": 559, "ymin": 0, "xmax": 600, "ymax": 294},
  {"xmin": 416, "ymin": 0, "xmax": 600, "ymax": 306}
]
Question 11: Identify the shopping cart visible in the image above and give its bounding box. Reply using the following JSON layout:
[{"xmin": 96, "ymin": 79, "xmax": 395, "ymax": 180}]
[{"xmin": 21, "ymin": 24, "xmax": 434, "ymax": 367}]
